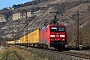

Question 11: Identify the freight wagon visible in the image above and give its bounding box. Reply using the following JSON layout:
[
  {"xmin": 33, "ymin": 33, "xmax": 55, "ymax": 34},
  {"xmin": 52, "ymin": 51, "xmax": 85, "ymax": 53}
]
[
  {"xmin": 20, "ymin": 35, "xmax": 27, "ymax": 46},
  {"xmin": 28, "ymin": 29, "xmax": 39, "ymax": 47},
  {"xmin": 6, "ymin": 41, "xmax": 15, "ymax": 45}
]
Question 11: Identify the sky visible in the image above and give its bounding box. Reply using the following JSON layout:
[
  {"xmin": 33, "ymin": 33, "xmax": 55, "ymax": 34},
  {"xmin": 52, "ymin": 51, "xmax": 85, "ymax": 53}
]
[{"xmin": 0, "ymin": 0, "xmax": 33, "ymax": 10}]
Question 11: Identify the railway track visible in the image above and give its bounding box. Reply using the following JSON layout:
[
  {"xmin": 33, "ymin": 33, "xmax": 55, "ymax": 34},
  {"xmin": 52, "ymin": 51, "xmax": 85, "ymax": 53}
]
[
  {"xmin": 59, "ymin": 51, "xmax": 90, "ymax": 60},
  {"xmin": 14, "ymin": 51, "xmax": 22, "ymax": 60},
  {"xmin": 5, "ymin": 51, "xmax": 9, "ymax": 60},
  {"xmin": 1, "ymin": 50, "xmax": 22, "ymax": 60},
  {"xmin": 20, "ymin": 46, "xmax": 90, "ymax": 60}
]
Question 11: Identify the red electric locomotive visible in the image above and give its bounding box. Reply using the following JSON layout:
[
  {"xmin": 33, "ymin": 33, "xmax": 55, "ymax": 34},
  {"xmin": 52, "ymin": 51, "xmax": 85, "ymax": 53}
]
[{"xmin": 39, "ymin": 24, "xmax": 67, "ymax": 51}]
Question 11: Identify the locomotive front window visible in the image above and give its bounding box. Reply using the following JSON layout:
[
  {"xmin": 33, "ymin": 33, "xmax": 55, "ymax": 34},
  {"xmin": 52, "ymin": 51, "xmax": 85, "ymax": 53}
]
[
  {"xmin": 50, "ymin": 27, "xmax": 65, "ymax": 32},
  {"xmin": 58, "ymin": 27, "xmax": 65, "ymax": 32},
  {"xmin": 50, "ymin": 27, "xmax": 57, "ymax": 32}
]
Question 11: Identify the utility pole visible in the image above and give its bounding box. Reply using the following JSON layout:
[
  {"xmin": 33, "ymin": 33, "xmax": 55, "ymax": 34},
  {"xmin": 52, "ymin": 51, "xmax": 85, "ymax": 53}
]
[
  {"xmin": 76, "ymin": 11, "xmax": 79, "ymax": 50},
  {"xmin": 25, "ymin": 10, "xmax": 28, "ymax": 48}
]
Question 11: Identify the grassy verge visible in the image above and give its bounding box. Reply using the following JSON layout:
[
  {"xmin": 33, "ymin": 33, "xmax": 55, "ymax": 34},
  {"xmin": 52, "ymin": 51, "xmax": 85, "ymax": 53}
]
[
  {"xmin": 16, "ymin": 47, "xmax": 46, "ymax": 60},
  {"xmin": 0, "ymin": 51, "xmax": 7, "ymax": 60},
  {"xmin": 9, "ymin": 51, "xmax": 19, "ymax": 60},
  {"xmin": 2, "ymin": 46, "xmax": 47, "ymax": 60}
]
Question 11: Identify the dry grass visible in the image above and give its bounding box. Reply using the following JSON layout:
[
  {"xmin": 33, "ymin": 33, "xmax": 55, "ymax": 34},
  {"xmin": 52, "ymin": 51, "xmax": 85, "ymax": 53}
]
[
  {"xmin": 6, "ymin": 46, "xmax": 46, "ymax": 60},
  {"xmin": 0, "ymin": 46, "xmax": 47, "ymax": 60}
]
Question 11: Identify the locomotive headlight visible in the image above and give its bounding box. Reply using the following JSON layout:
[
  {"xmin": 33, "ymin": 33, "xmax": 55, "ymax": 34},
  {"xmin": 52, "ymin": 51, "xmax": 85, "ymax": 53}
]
[
  {"xmin": 62, "ymin": 39, "xmax": 65, "ymax": 41},
  {"xmin": 50, "ymin": 35, "xmax": 55, "ymax": 37},
  {"xmin": 60, "ymin": 35, "xmax": 65, "ymax": 37},
  {"xmin": 51, "ymin": 39, "xmax": 54, "ymax": 41}
]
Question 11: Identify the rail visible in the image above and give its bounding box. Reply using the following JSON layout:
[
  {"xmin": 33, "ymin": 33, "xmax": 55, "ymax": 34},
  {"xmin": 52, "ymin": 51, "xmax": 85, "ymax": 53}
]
[
  {"xmin": 5, "ymin": 51, "xmax": 9, "ymax": 60},
  {"xmin": 1, "ymin": 51, "xmax": 22, "ymax": 60},
  {"xmin": 59, "ymin": 51, "xmax": 90, "ymax": 60},
  {"xmin": 14, "ymin": 51, "xmax": 22, "ymax": 60}
]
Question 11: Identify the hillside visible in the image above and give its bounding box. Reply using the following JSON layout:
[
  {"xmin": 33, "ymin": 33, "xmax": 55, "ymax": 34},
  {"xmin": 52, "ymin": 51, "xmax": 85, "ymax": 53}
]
[{"xmin": 0, "ymin": 0, "xmax": 90, "ymax": 46}]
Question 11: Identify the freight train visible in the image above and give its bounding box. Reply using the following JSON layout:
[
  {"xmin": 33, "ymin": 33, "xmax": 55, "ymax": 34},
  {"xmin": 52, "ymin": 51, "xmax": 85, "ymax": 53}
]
[{"xmin": 6, "ymin": 24, "xmax": 67, "ymax": 51}]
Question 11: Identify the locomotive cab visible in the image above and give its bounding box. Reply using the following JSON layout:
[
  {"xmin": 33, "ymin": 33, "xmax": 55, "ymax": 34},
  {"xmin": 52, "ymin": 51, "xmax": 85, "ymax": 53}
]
[
  {"xmin": 49, "ymin": 24, "xmax": 67, "ymax": 50},
  {"xmin": 39, "ymin": 24, "xmax": 67, "ymax": 51}
]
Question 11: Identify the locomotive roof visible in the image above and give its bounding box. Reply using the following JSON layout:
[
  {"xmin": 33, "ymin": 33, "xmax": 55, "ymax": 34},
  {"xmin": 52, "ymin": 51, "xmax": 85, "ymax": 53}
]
[
  {"xmin": 48, "ymin": 24, "xmax": 65, "ymax": 27},
  {"xmin": 41, "ymin": 24, "xmax": 65, "ymax": 30}
]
